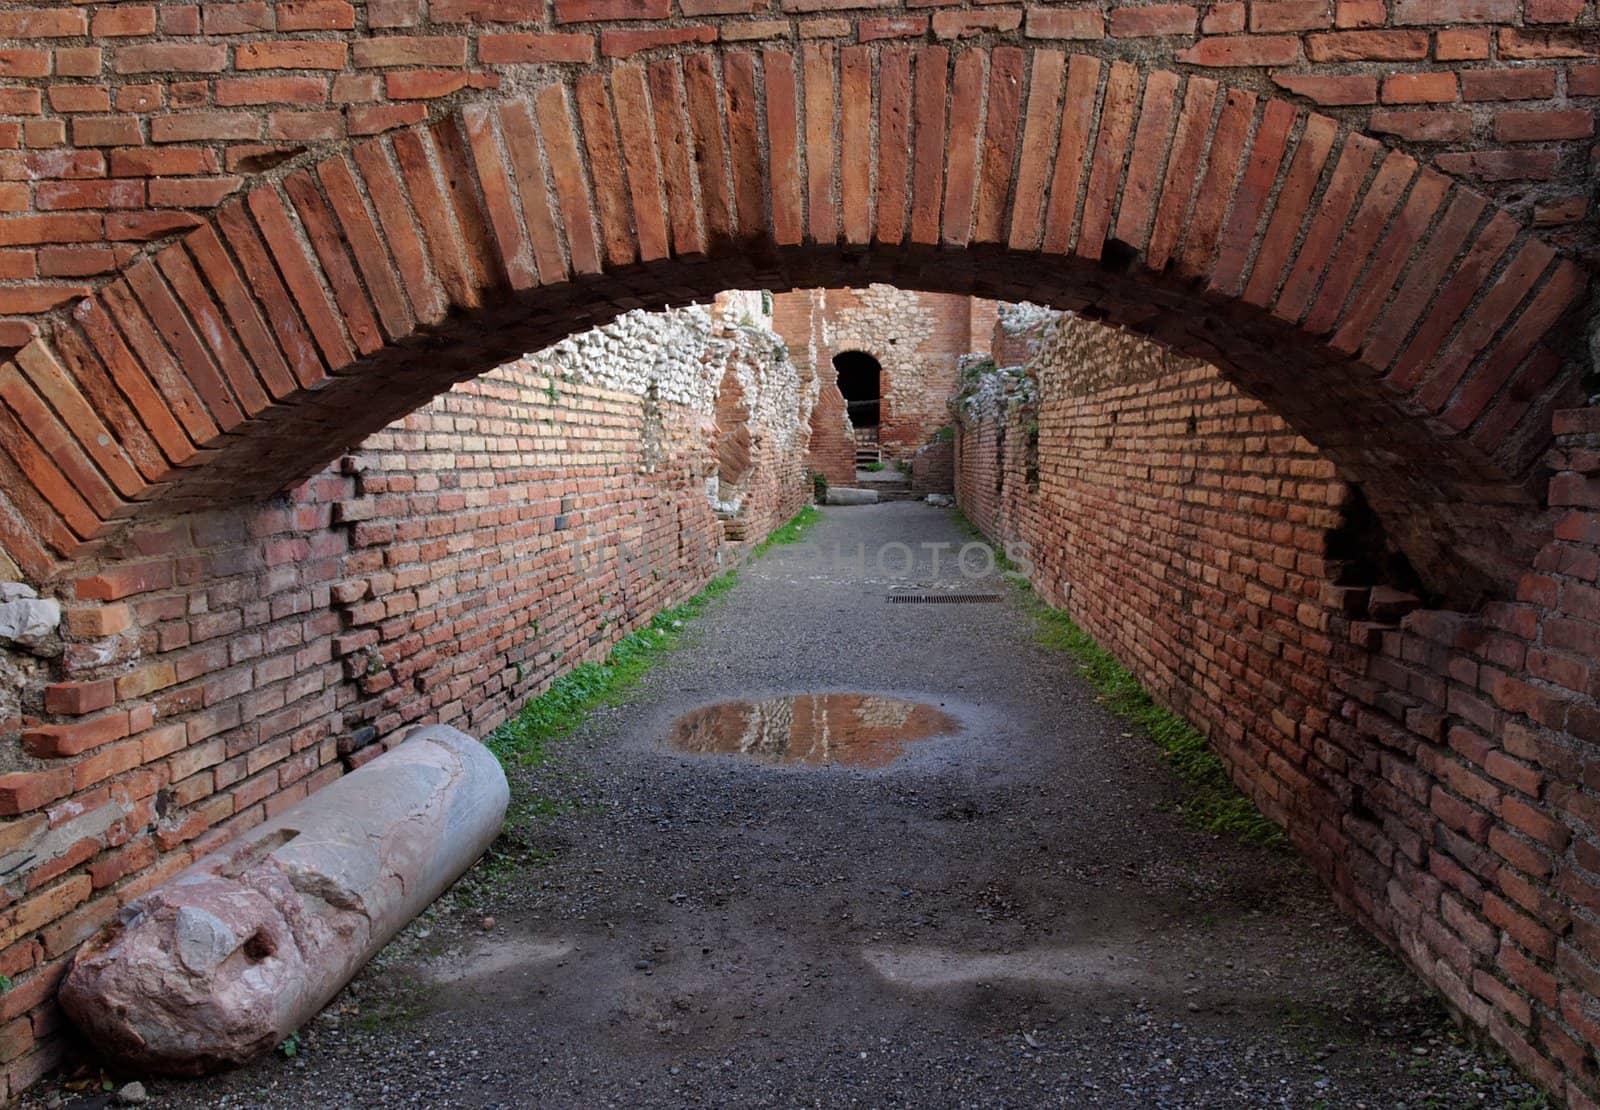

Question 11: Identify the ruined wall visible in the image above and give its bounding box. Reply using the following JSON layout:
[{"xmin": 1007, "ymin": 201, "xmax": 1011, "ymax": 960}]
[
  {"xmin": 774, "ymin": 289, "xmax": 852, "ymax": 492},
  {"xmin": 956, "ymin": 312, "xmax": 1600, "ymax": 1106},
  {"xmin": 773, "ymin": 285, "xmax": 985, "ymax": 481},
  {"xmin": 0, "ymin": 303, "xmax": 811, "ymax": 1099}
]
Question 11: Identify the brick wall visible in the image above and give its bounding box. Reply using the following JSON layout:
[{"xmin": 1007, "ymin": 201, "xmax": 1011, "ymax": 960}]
[
  {"xmin": 0, "ymin": 306, "xmax": 809, "ymax": 1100},
  {"xmin": 773, "ymin": 285, "xmax": 983, "ymax": 466},
  {"xmin": 955, "ymin": 311, "xmax": 1600, "ymax": 1106},
  {"xmin": 774, "ymin": 288, "xmax": 854, "ymax": 491},
  {"xmin": 0, "ymin": 3, "xmax": 1592, "ymax": 338},
  {"xmin": 0, "ymin": 12, "xmax": 1588, "ymax": 1092},
  {"xmin": 0, "ymin": 42, "xmax": 1581, "ymax": 614},
  {"xmin": 909, "ymin": 438, "xmax": 954, "ymax": 493}
]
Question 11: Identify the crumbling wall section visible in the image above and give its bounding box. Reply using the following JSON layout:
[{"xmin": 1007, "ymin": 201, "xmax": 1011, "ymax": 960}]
[
  {"xmin": 0, "ymin": 303, "xmax": 812, "ymax": 1095},
  {"xmin": 821, "ymin": 285, "xmax": 970, "ymax": 460},
  {"xmin": 775, "ymin": 290, "xmax": 855, "ymax": 492}
]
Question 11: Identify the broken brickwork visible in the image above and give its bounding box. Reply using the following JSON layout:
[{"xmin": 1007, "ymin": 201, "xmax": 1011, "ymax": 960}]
[{"xmin": 0, "ymin": 303, "xmax": 809, "ymax": 1097}]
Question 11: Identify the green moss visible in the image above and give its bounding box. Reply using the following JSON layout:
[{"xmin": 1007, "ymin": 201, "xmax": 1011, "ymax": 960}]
[
  {"xmin": 950, "ymin": 509, "xmax": 1286, "ymax": 848},
  {"xmin": 753, "ymin": 504, "xmax": 820, "ymax": 556},
  {"xmin": 355, "ymin": 977, "xmax": 437, "ymax": 1032}
]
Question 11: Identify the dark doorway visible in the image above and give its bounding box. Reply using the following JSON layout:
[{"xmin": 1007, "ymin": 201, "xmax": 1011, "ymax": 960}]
[{"xmin": 833, "ymin": 350, "xmax": 881, "ymax": 429}]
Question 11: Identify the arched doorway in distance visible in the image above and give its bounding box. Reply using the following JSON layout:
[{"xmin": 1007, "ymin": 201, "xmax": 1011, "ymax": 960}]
[{"xmin": 833, "ymin": 350, "xmax": 883, "ymax": 467}]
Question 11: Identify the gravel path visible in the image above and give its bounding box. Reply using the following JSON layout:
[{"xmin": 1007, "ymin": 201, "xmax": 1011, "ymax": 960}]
[{"xmin": 81, "ymin": 504, "xmax": 1538, "ymax": 1109}]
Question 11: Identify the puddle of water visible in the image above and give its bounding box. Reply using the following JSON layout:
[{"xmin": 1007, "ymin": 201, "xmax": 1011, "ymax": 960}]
[{"xmin": 666, "ymin": 694, "xmax": 959, "ymax": 768}]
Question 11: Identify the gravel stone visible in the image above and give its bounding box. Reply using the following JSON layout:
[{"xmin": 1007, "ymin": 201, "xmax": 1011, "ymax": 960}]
[{"xmin": 103, "ymin": 504, "xmax": 1539, "ymax": 1110}]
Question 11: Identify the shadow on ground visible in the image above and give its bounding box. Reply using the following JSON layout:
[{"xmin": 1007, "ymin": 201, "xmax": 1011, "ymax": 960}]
[{"xmin": 68, "ymin": 504, "xmax": 1540, "ymax": 1109}]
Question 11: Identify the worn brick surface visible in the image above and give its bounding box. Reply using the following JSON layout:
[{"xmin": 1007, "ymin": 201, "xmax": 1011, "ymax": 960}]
[{"xmin": 0, "ymin": 28, "xmax": 1590, "ymax": 1105}]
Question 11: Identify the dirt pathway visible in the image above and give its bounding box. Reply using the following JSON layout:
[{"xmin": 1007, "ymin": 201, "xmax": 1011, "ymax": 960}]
[{"xmin": 144, "ymin": 504, "xmax": 1535, "ymax": 1109}]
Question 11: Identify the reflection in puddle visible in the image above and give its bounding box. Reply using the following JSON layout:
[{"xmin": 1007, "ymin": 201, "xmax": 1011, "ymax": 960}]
[{"xmin": 667, "ymin": 694, "xmax": 959, "ymax": 768}]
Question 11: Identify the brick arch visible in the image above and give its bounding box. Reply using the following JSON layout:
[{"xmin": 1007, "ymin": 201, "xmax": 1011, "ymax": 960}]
[{"xmin": 0, "ymin": 44, "xmax": 1588, "ymax": 606}]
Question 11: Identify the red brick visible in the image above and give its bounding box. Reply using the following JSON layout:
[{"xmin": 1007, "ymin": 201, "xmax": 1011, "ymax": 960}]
[
  {"xmin": 554, "ymin": 0, "xmax": 670, "ymax": 20},
  {"xmin": 1381, "ymin": 72, "xmax": 1457, "ymax": 104},
  {"xmin": 1024, "ymin": 8, "xmax": 1104, "ymax": 37},
  {"xmin": 67, "ymin": 117, "xmax": 140, "ymax": 147},
  {"xmin": 1272, "ymin": 73, "xmax": 1377, "ymax": 105},
  {"xmin": 151, "ymin": 112, "xmax": 260, "ymax": 144},
  {"xmin": 1494, "ymin": 109, "xmax": 1595, "ymax": 142},
  {"xmin": 1436, "ymin": 28, "xmax": 1491, "ymax": 58},
  {"xmin": 279, "ymin": 1, "xmax": 357, "ymax": 29},
  {"xmin": 1500, "ymin": 28, "xmax": 1598, "ymax": 58},
  {"xmin": 92, "ymin": 6, "xmax": 157, "ymax": 36},
  {"xmin": 45, "ymin": 87, "xmax": 105, "ymax": 115},
  {"xmin": 479, "ymin": 33, "xmax": 596, "ymax": 63},
  {"xmin": 1433, "ymin": 148, "xmax": 1560, "ymax": 180},
  {"xmin": 1175, "ymin": 34, "xmax": 1300, "ymax": 65},
  {"xmin": 1526, "ymin": 0, "xmax": 1583, "ymax": 18},
  {"xmin": 0, "ymin": 769, "xmax": 73, "ymax": 816},
  {"xmin": 1251, "ymin": 0, "xmax": 1331, "ymax": 30},
  {"xmin": 859, "ymin": 16, "xmax": 927, "ymax": 40},
  {"xmin": 1395, "ymin": 0, "xmax": 1515, "ymax": 20},
  {"xmin": 0, "ymin": 8, "xmax": 86, "ymax": 36},
  {"xmin": 43, "ymin": 680, "xmax": 116, "ymax": 716},
  {"xmin": 1461, "ymin": 69, "xmax": 1558, "ymax": 101},
  {"xmin": 216, "ymin": 77, "xmax": 329, "ymax": 107},
  {"xmin": 1176, "ymin": 85, "xmax": 1256, "ymax": 277},
  {"xmin": 1305, "ymin": 30, "xmax": 1429, "ymax": 60},
  {"xmin": 34, "ymin": 180, "xmax": 143, "ymax": 211},
  {"xmin": 353, "ymin": 36, "xmax": 470, "ymax": 68},
  {"xmin": 1110, "ymin": 4, "xmax": 1197, "ymax": 36},
  {"xmin": 932, "ymin": 9, "xmax": 1022, "ymax": 37},
  {"xmin": 602, "ymin": 27, "xmax": 718, "ymax": 56},
  {"xmin": 235, "ymin": 42, "xmax": 348, "ymax": 70},
  {"xmin": 1144, "ymin": 71, "xmax": 1219, "ymax": 269},
  {"xmin": 22, "ymin": 712, "xmax": 130, "ymax": 759},
  {"xmin": 113, "ymin": 44, "xmax": 226, "ymax": 74}
]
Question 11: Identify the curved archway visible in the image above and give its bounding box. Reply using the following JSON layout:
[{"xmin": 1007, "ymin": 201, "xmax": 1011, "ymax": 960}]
[
  {"xmin": 0, "ymin": 46, "xmax": 1585, "ymax": 607},
  {"xmin": 0, "ymin": 41, "xmax": 1595, "ymax": 1103}
]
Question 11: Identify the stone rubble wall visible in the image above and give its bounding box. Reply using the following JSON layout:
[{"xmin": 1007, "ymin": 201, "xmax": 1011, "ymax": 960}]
[
  {"xmin": 0, "ymin": 302, "xmax": 811, "ymax": 1098},
  {"xmin": 955, "ymin": 311, "xmax": 1600, "ymax": 1107},
  {"xmin": 813, "ymin": 285, "xmax": 974, "ymax": 461},
  {"xmin": 772, "ymin": 286, "xmax": 986, "ymax": 489}
]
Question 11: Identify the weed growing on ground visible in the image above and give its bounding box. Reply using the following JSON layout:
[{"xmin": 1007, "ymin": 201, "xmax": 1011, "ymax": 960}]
[
  {"xmin": 862, "ymin": 460, "xmax": 885, "ymax": 472},
  {"xmin": 355, "ymin": 976, "xmax": 437, "ymax": 1032},
  {"xmin": 486, "ymin": 505, "xmax": 821, "ymax": 770},
  {"xmin": 950, "ymin": 510, "xmax": 1286, "ymax": 848},
  {"xmin": 754, "ymin": 505, "xmax": 819, "ymax": 555},
  {"xmin": 472, "ymin": 506, "xmax": 822, "ymax": 900}
]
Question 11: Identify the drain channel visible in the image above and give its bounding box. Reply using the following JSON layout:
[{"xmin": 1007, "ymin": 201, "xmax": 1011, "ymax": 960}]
[{"xmin": 886, "ymin": 593, "xmax": 1004, "ymax": 604}]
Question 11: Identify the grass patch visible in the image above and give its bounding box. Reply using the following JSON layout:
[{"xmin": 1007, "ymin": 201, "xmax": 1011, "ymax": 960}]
[
  {"xmin": 950, "ymin": 510, "xmax": 1286, "ymax": 848},
  {"xmin": 862, "ymin": 460, "xmax": 885, "ymax": 472},
  {"xmin": 753, "ymin": 504, "xmax": 820, "ymax": 556},
  {"xmin": 355, "ymin": 977, "xmax": 436, "ymax": 1033},
  {"xmin": 485, "ymin": 505, "xmax": 820, "ymax": 769}
]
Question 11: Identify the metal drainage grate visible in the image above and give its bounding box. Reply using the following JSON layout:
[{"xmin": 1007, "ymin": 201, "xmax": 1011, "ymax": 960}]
[{"xmin": 886, "ymin": 593, "xmax": 1004, "ymax": 604}]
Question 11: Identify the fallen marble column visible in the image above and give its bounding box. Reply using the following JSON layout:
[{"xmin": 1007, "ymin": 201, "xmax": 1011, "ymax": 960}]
[
  {"xmin": 60, "ymin": 725, "xmax": 508, "ymax": 1074},
  {"xmin": 824, "ymin": 487, "xmax": 879, "ymax": 506}
]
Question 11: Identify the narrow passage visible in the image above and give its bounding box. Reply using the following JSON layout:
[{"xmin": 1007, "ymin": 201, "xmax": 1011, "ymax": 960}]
[{"xmin": 163, "ymin": 504, "xmax": 1536, "ymax": 1109}]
